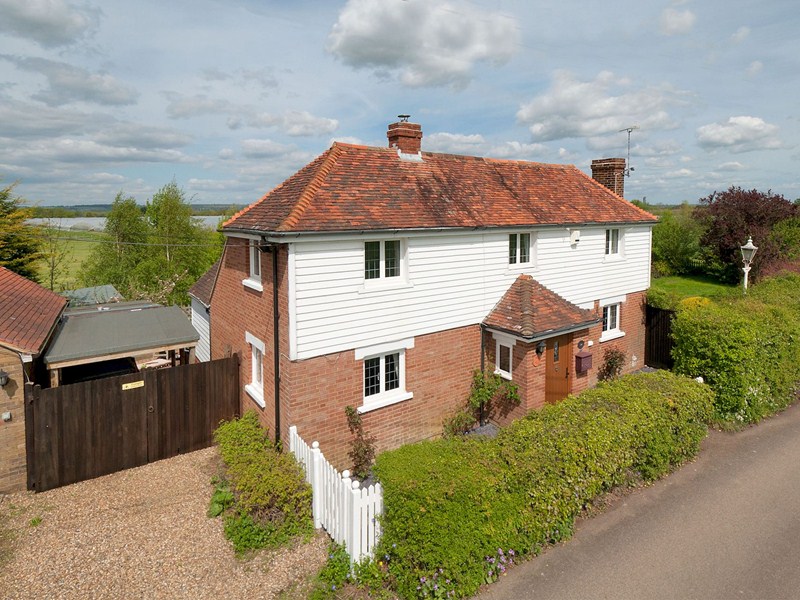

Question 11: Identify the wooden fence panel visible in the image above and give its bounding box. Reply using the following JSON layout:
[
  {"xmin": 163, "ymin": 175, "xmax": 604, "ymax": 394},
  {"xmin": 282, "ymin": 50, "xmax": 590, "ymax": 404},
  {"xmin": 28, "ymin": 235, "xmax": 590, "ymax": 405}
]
[
  {"xmin": 26, "ymin": 355, "xmax": 239, "ymax": 492},
  {"xmin": 645, "ymin": 305, "xmax": 676, "ymax": 370}
]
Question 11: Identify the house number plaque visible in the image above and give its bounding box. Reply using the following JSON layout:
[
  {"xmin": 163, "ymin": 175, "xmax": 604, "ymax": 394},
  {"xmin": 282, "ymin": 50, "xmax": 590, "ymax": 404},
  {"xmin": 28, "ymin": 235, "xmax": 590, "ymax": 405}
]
[{"xmin": 122, "ymin": 380, "xmax": 145, "ymax": 391}]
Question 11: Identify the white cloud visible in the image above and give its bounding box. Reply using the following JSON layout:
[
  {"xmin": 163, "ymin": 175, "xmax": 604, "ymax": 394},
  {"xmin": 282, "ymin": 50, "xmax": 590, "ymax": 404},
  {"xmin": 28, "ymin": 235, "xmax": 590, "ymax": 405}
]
[
  {"xmin": 746, "ymin": 60, "xmax": 763, "ymax": 76},
  {"xmin": 0, "ymin": 94, "xmax": 105, "ymax": 138},
  {"xmin": 218, "ymin": 148, "xmax": 235, "ymax": 160},
  {"xmin": 164, "ymin": 93, "xmax": 233, "ymax": 119},
  {"xmin": 0, "ymin": 0, "xmax": 99, "ymax": 47},
  {"xmin": 94, "ymin": 124, "xmax": 192, "ymax": 149},
  {"xmin": 731, "ymin": 26, "xmax": 750, "ymax": 43},
  {"xmin": 697, "ymin": 116, "xmax": 782, "ymax": 153},
  {"xmin": 717, "ymin": 161, "xmax": 745, "ymax": 171},
  {"xmin": 282, "ymin": 111, "xmax": 338, "ymax": 137},
  {"xmin": 659, "ymin": 7, "xmax": 696, "ymax": 36},
  {"xmin": 664, "ymin": 168, "xmax": 694, "ymax": 178},
  {"xmin": 11, "ymin": 138, "xmax": 190, "ymax": 164},
  {"xmin": 517, "ymin": 71, "xmax": 682, "ymax": 142},
  {"xmin": 240, "ymin": 139, "xmax": 293, "ymax": 158},
  {"xmin": 487, "ymin": 141, "xmax": 549, "ymax": 160},
  {"xmin": 424, "ymin": 132, "xmax": 486, "ymax": 154},
  {"xmin": 1, "ymin": 55, "xmax": 138, "ymax": 106},
  {"xmin": 327, "ymin": 0, "xmax": 519, "ymax": 89}
]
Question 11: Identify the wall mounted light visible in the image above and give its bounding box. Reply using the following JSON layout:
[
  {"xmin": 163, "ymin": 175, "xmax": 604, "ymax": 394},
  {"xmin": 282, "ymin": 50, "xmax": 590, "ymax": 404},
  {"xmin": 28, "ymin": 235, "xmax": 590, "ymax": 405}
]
[
  {"xmin": 0, "ymin": 369, "xmax": 8, "ymax": 387},
  {"xmin": 536, "ymin": 341, "xmax": 546, "ymax": 356}
]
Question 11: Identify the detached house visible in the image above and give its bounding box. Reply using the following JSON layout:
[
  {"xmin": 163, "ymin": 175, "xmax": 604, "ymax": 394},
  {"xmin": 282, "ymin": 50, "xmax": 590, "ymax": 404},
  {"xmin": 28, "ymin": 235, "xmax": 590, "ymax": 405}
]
[{"xmin": 212, "ymin": 120, "xmax": 657, "ymax": 467}]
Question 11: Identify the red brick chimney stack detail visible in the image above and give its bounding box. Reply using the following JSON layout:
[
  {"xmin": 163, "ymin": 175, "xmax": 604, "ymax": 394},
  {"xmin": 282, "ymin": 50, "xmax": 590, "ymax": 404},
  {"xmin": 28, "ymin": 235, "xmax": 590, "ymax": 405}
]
[
  {"xmin": 387, "ymin": 121, "xmax": 423, "ymax": 154},
  {"xmin": 591, "ymin": 158, "xmax": 626, "ymax": 198}
]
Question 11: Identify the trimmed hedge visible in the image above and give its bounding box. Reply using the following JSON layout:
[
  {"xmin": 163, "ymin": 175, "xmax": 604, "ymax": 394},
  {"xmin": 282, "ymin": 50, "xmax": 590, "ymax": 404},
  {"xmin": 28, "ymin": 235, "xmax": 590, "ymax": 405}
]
[
  {"xmin": 373, "ymin": 371, "xmax": 713, "ymax": 598},
  {"xmin": 672, "ymin": 273, "xmax": 800, "ymax": 424},
  {"xmin": 213, "ymin": 412, "xmax": 313, "ymax": 553}
]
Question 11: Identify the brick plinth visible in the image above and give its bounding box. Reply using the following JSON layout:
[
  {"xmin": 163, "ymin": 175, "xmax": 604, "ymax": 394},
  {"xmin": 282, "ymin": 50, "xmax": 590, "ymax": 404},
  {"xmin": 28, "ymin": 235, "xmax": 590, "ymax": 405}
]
[{"xmin": 0, "ymin": 349, "xmax": 27, "ymax": 493}]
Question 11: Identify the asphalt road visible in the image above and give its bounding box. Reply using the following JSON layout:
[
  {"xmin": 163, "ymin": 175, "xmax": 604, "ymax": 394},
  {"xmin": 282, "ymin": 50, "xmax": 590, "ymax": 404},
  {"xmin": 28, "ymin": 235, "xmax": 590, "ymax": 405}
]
[{"xmin": 477, "ymin": 401, "xmax": 800, "ymax": 600}]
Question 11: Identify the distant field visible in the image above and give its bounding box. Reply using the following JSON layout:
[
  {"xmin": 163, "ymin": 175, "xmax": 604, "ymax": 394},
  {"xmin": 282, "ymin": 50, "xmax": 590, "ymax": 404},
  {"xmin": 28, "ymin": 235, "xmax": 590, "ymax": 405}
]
[
  {"xmin": 650, "ymin": 274, "xmax": 738, "ymax": 299},
  {"xmin": 33, "ymin": 228, "xmax": 107, "ymax": 291}
]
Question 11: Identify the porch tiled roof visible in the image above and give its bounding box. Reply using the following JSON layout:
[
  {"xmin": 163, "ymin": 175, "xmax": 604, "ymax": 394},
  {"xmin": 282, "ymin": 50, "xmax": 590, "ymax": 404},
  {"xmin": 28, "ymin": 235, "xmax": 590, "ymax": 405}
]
[
  {"xmin": 484, "ymin": 275, "xmax": 599, "ymax": 339},
  {"xmin": 188, "ymin": 259, "xmax": 221, "ymax": 308},
  {"xmin": 224, "ymin": 143, "xmax": 657, "ymax": 234},
  {"xmin": 0, "ymin": 267, "xmax": 67, "ymax": 354}
]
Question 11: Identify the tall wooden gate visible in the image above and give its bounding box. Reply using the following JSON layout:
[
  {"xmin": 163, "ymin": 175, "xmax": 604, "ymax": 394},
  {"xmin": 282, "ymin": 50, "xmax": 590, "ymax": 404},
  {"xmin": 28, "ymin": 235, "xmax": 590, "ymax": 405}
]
[
  {"xmin": 645, "ymin": 305, "xmax": 676, "ymax": 370},
  {"xmin": 25, "ymin": 355, "xmax": 239, "ymax": 492}
]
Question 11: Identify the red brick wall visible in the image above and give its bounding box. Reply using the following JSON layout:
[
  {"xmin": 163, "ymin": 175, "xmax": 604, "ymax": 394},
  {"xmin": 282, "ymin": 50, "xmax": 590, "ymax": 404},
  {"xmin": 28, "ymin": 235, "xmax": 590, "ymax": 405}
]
[
  {"xmin": 289, "ymin": 324, "xmax": 481, "ymax": 469},
  {"xmin": 0, "ymin": 348, "xmax": 27, "ymax": 493},
  {"xmin": 210, "ymin": 238, "xmax": 291, "ymax": 442}
]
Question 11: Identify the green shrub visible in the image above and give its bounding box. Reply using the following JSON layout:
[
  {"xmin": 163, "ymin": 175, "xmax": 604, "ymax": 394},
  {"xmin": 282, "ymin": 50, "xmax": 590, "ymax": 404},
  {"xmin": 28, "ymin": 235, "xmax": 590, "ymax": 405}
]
[
  {"xmin": 374, "ymin": 372, "xmax": 712, "ymax": 598},
  {"xmin": 671, "ymin": 274, "xmax": 800, "ymax": 425},
  {"xmin": 212, "ymin": 412, "xmax": 313, "ymax": 554},
  {"xmin": 597, "ymin": 347, "xmax": 626, "ymax": 381}
]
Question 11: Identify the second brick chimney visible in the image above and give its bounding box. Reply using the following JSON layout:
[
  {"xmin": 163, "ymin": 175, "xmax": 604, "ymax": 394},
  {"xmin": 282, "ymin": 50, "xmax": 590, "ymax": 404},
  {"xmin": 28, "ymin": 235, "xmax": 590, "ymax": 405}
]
[
  {"xmin": 387, "ymin": 119, "xmax": 422, "ymax": 154},
  {"xmin": 591, "ymin": 158, "xmax": 626, "ymax": 197}
]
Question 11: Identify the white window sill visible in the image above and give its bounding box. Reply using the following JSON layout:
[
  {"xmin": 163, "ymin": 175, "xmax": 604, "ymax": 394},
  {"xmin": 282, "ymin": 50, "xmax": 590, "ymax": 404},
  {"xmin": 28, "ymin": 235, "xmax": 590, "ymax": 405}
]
[
  {"xmin": 494, "ymin": 368, "xmax": 512, "ymax": 381},
  {"xmin": 599, "ymin": 330, "xmax": 626, "ymax": 343},
  {"xmin": 602, "ymin": 254, "xmax": 624, "ymax": 263},
  {"xmin": 357, "ymin": 390, "xmax": 413, "ymax": 414},
  {"xmin": 505, "ymin": 263, "xmax": 535, "ymax": 274},
  {"xmin": 242, "ymin": 278, "xmax": 263, "ymax": 292},
  {"xmin": 358, "ymin": 280, "xmax": 413, "ymax": 294},
  {"xmin": 245, "ymin": 384, "xmax": 266, "ymax": 408}
]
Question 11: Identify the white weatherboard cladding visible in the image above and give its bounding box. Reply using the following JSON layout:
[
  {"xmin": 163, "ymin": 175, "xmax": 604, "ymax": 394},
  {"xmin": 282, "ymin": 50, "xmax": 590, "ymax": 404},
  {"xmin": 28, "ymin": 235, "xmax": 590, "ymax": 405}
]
[
  {"xmin": 292, "ymin": 226, "xmax": 651, "ymax": 360},
  {"xmin": 190, "ymin": 298, "xmax": 210, "ymax": 362}
]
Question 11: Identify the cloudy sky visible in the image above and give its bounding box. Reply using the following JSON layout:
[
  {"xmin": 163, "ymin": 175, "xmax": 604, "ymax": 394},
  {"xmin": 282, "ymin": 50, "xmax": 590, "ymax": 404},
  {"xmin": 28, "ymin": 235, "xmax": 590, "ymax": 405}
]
[{"xmin": 1, "ymin": 0, "xmax": 797, "ymax": 206}]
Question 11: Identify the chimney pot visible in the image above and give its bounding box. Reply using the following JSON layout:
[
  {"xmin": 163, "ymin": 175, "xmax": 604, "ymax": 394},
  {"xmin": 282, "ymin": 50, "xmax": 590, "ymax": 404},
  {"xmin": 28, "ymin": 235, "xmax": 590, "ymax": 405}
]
[
  {"xmin": 387, "ymin": 120, "xmax": 422, "ymax": 155},
  {"xmin": 591, "ymin": 158, "xmax": 626, "ymax": 197}
]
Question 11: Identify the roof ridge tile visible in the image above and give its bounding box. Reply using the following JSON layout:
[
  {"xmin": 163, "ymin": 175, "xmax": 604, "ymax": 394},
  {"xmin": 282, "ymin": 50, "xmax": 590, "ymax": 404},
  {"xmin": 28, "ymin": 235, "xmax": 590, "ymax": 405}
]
[{"xmin": 277, "ymin": 143, "xmax": 342, "ymax": 231}]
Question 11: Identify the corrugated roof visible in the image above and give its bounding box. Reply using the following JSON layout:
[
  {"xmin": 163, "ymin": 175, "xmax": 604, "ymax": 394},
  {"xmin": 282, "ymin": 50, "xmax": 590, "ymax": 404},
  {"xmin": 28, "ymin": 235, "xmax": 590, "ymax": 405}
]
[
  {"xmin": 45, "ymin": 303, "xmax": 198, "ymax": 366},
  {"xmin": 0, "ymin": 267, "xmax": 66, "ymax": 354},
  {"xmin": 224, "ymin": 142, "xmax": 657, "ymax": 234},
  {"xmin": 484, "ymin": 275, "xmax": 599, "ymax": 339},
  {"xmin": 188, "ymin": 259, "xmax": 221, "ymax": 307},
  {"xmin": 61, "ymin": 284, "xmax": 124, "ymax": 306}
]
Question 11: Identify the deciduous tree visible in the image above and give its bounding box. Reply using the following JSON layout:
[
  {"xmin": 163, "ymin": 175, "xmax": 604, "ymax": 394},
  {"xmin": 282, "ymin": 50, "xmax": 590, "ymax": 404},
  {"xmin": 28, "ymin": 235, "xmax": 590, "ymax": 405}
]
[{"xmin": 694, "ymin": 186, "xmax": 797, "ymax": 283}]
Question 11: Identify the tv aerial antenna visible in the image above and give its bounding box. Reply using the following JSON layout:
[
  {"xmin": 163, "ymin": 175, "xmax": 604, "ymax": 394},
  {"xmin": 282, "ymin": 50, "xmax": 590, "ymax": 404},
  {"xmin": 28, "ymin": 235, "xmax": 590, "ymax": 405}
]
[{"xmin": 618, "ymin": 125, "xmax": 639, "ymax": 177}]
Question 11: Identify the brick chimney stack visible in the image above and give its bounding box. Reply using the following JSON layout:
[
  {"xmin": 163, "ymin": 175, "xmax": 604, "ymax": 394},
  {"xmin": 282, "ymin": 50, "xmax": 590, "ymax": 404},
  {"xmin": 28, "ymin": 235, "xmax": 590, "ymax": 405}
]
[
  {"xmin": 591, "ymin": 158, "xmax": 626, "ymax": 197},
  {"xmin": 387, "ymin": 119, "xmax": 422, "ymax": 154}
]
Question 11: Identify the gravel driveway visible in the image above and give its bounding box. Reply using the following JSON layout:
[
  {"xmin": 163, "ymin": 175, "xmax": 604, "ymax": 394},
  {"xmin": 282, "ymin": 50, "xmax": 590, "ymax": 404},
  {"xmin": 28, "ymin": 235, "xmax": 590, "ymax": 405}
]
[{"xmin": 0, "ymin": 447, "xmax": 328, "ymax": 599}]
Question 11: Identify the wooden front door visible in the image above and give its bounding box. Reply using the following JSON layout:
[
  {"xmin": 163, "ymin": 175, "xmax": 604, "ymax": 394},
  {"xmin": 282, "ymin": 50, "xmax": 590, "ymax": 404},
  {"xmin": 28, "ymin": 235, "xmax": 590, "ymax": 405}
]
[{"xmin": 545, "ymin": 334, "xmax": 572, "ymax": 404}]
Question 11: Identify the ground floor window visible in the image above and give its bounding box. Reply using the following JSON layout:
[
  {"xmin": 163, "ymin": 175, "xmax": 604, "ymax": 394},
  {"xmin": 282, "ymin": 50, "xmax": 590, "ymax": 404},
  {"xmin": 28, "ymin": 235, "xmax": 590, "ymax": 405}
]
[
  {"xmin": 493, "ymin": 332, "xmax": 516, "ymax": 380},
  {"xmin": 355, "ymin": 338, "xmax": 414, "ymax": 413},
  {"xmin": 245, "ymin": 331, "xmax": 265, "ymax": 407}
]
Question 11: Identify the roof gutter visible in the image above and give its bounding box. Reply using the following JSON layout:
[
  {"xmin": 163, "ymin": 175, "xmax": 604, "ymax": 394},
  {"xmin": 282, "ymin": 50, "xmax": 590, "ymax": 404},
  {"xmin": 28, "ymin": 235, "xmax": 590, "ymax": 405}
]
[
  {"xmin": 223, "ymin": 219, "xmax": 658, "ymax": 240},
  {"xmin": 484, "ymin": 319, "xmax": 601, "ymax": 344}
]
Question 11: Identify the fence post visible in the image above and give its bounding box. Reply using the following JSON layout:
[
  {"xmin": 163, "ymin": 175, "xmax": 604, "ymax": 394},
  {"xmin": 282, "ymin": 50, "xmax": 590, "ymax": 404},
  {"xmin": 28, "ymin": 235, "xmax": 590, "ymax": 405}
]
[
  {"xmin": 310, "ymin": 441, "xmax": 323, "ymax": 529},
  {"xmin": 341, "ymin": 470, "xmax": 352, "ymax": 553}
]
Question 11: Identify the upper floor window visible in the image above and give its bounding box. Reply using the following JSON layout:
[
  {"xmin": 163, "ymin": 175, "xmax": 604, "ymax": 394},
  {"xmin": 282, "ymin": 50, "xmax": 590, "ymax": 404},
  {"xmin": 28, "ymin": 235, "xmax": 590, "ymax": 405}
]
[
  {"xmin": 249, "ymin": 240, "xmax": 261, "ymax": 279},
  {"xmin": 243, "ymin": 240, "xmax": 264, "ymax": 292},
  {"xmin": 605, "ymin": 229, "xmax": 620, "ymax": 255},
  {"xmin": 509, "ymin": 233, "xmax": 531, "ymax": 265},
  {"xmin": 364, "ymin": 240, "xmax": 404, "ymax": 283}
]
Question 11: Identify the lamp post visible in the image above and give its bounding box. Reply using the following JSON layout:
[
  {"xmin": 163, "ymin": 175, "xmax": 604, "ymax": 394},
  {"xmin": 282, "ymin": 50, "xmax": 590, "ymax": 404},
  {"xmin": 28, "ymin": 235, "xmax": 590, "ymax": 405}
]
[{"xmin": 740, "ymin": 236, "xmax": 758, "ymax": 294}]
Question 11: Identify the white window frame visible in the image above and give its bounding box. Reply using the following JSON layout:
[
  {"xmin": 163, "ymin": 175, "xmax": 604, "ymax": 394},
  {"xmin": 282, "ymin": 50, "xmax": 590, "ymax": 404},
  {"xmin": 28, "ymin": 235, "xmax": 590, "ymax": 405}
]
[
  {"xmin": 243, "ymin": 240, "xmax": 264, "ymax": 292},
  {"xmin": 604, "ymin": 228, "xmax": 624, "ymax": 260},
  {"xmin": 493, "ymin": 332, "xmax": 516, "ymax": 380},
  {"xmin": 244, "ymin": 331, "xmax": 266, "ymax": 407},
  {"xmin": 355, "ymin": 338, "xmax": 414, "ymax": 413},
  {"xmin": 363, "ymin": 239, "xmax": 407, "ymax": 288},
  {"xmin": 599, "ymin": 296, "xmax": 626, "ymax": 342},
  {"xmin": 508, "ymin": 232, "xmax": 534, "ymax": 267}
]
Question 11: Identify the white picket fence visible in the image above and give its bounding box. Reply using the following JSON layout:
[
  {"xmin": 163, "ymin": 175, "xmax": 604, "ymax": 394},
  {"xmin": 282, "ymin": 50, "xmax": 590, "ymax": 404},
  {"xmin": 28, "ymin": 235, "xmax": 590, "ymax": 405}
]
[{"xmin": 288, "ymin": 425, "xmax": 383, "ymax": 562}]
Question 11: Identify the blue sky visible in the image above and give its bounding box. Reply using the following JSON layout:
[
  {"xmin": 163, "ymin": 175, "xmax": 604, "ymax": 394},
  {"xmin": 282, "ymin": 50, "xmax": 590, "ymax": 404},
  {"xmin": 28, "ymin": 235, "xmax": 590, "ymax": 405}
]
[{"xmin": 0, "ymin": 0, "xmax": 797, "ymax": 206}]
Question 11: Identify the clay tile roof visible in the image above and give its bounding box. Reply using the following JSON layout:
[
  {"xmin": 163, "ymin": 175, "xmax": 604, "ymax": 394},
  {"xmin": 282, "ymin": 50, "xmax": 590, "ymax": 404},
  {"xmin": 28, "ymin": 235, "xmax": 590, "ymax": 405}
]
[
  {"xmin": 188, "ymin": 259, "xmax": 221, "ymax": 308},
  {"xmin": 224, "ymin": 142, "xmax": 657, "ymax": 234},
  {"xmin": 484, "ymin": 275, "xmax": 599, "ymax": 339},
  {"xmin": 0, "ymin": 267, "xmax": 67, "ymax": 354}
]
